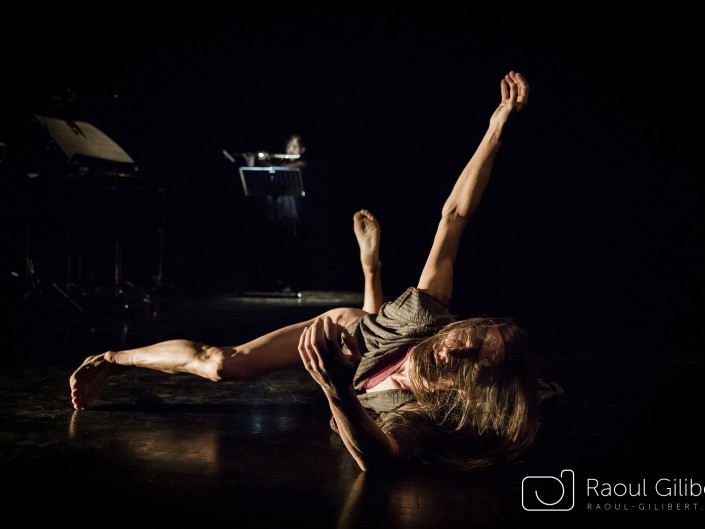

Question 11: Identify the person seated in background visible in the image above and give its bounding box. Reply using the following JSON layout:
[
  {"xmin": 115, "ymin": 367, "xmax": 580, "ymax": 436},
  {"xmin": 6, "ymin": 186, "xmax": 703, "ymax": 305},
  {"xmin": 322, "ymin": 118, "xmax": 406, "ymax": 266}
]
[
  {"xmin": 276, "ymin": 133, "xmax": 307, "ymax": 170},
  {"xmin": 241, "ymin": 133, "xmax": 306, "ymax": 169},
  {"xmin": 240, "ymin": 134, "xmax": 308, "ymax": 291},
  {"xmin": 264, "ymin": 133, "xmax": 306, "ymax": 236}
]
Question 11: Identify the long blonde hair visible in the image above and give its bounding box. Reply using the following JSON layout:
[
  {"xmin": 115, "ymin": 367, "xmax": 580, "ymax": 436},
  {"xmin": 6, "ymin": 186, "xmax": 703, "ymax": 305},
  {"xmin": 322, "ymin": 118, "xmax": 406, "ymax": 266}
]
[{"xmin": 387, "ymin": 317, "xmax": 540, "ymax": 471}]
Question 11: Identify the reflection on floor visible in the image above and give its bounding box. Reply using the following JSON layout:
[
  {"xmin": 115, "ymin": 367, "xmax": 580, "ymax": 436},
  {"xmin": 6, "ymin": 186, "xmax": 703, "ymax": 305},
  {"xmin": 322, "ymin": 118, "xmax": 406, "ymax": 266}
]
[{"xmin": 1, "ymin": 289, "xmax": 704, "ymax": 527}]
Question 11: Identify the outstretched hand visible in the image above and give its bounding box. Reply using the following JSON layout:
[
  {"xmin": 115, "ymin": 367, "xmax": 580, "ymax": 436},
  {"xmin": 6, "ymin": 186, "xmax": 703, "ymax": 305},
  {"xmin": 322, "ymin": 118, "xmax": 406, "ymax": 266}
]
[
  {"xmin": 298, "ymin": 317, "xmax": 361, "ymax": 397},
  {"xmin": 490, "ymin": 71, "xmax": 529, "ymax": 127}
]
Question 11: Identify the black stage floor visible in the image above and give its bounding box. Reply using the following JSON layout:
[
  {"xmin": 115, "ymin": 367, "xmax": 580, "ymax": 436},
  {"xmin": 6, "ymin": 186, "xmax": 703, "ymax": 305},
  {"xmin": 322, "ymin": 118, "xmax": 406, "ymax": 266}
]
[{"xmin": 1, "ymin": 288, "xmax": 704, "ymax": 528}]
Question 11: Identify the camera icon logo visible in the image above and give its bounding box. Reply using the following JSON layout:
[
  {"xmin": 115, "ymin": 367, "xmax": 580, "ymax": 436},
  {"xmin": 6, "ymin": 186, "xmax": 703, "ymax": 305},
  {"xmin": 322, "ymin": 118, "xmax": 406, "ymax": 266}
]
[{"xmin": 522, "ymin": 469, "xmax": 575, "ymax": 511}]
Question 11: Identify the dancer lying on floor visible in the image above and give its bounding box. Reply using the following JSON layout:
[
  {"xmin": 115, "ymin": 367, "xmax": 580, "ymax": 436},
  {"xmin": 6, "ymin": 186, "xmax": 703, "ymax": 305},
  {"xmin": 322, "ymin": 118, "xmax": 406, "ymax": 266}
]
[{"xmin": 71, "ymin": 71, "xmax": 559, "ymax": 471}]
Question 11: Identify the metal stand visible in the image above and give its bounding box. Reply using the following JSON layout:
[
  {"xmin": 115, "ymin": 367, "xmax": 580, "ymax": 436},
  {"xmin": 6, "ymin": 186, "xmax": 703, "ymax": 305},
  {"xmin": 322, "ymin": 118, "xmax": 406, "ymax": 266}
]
[
  {"xmin": 17, "ymin": 173, "xmax": 90, "ymax": 322},
  {"xmin": 110, "ymin": 174, "xmax": 159, "ymax": 320},
  {"xmin": 33, "ymin": 115, "xmax": 160, "ymax": 322},
  {"xmin": 237, "ymin": 166, "xmax": 305, "ymax": 298},
  {"xmin": 55, "ymin": 173, "xmax": 91, "ymax": 321},
  {"xmin": 151, "ymin": 186, "xmax": 173, "ymax": 292}
]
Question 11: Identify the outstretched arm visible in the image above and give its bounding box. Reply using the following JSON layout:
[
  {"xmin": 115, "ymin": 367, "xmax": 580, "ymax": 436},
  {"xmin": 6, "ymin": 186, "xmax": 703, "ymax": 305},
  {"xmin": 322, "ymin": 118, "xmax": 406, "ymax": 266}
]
[{"xmin": 417, "ymin": 71, "xmax": 529, "ymax": 305}]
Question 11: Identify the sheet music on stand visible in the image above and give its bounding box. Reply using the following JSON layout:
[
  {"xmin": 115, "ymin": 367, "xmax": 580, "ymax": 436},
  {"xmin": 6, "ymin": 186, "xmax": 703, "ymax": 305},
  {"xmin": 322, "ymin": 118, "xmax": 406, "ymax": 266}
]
[
  {"xmin": 34, "ymin": 115, "xmax": 135, "ymax": 165},
  {"xmin": 238, "ymin": 166, "xmax": 305, "ymax": 197}
]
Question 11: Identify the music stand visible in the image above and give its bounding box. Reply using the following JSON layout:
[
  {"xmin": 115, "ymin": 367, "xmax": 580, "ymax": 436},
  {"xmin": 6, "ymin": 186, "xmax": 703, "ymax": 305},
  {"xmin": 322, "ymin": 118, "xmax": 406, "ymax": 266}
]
[
  {"xmin": 238, "ymin": 166, "xmax": 305, "ymax": 198},
  {"xmin": 34, "ymin": 115, "xmax": 135, "ymax": 165},
  {"xmin": 34, "ymin": 115, "xmax": 157, "ymax": 321},
  {"xmin": 238, "ymin": 166, "xmax": 305, "ymax": 298}
]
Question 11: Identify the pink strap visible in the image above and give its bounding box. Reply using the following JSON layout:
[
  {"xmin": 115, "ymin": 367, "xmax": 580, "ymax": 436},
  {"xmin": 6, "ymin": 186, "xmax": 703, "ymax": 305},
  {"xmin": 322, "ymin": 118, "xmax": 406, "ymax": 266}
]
[{"xmin": 362, "ymin": 348, "xmax": 412, "ymax": 389}]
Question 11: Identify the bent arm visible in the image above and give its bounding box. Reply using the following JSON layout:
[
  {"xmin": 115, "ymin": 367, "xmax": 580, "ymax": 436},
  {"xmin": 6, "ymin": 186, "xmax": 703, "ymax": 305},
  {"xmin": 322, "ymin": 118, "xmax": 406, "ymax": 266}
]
[
  {"xmin": 417, "ymin": 71, "xmax": 528, "ymax": 305},
  {"xmin": 327, "ymin": 389, "xmax": 401, "ymax": 471},
  {"xmin": 299, "ymin": 317, "xmax": 400, "ymax": 471}
]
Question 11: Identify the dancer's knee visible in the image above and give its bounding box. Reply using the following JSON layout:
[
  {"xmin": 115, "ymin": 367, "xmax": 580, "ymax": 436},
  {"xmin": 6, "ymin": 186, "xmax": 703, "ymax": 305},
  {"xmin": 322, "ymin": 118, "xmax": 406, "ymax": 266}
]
[
  {"xmin": 201, "ymin": 345, "xmax": 268, "ymax": 381},
  {"xmin": 322, "ymin": 307, "xmax": 366, "ymax": 327},
  {"xmin": 196, "ymin": 346, "xmax": 228, "ymax": 382}
]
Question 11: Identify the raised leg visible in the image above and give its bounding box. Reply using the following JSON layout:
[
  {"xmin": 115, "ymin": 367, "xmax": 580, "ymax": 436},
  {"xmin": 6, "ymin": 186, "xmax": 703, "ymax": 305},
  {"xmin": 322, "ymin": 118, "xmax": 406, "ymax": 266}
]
[
  {"xmin": 70, "ymin": 209, "xmax": 384, "ymax": 410},
  {"xmin": 353, "ymin": 209, "xmax": 382, "ymax": 314}
]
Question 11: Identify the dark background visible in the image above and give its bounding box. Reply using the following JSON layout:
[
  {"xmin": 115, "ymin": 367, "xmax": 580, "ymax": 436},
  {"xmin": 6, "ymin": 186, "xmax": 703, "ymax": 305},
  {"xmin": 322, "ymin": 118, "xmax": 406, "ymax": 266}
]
[{"xmin": 0, "ymin": 5, "xmax": 702, "ymax": 364}]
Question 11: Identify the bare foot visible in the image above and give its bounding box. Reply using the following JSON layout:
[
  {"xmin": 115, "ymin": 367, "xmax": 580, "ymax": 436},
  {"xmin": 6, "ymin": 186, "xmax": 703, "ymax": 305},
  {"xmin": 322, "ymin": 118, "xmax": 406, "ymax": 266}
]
[
  {"xmin": 353, "ymin": 209, "xmax": 381, "ymax": 273},
  {"xmin": 69, "ymin": 353, "xmax": 118, "ymax": 410}
]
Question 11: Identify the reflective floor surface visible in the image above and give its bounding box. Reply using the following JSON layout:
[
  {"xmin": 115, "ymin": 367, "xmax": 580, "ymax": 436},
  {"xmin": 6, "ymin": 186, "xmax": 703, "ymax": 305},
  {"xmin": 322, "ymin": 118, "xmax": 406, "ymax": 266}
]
[{"xmin": 1, "ymin": 289, "xmax": 704, "ymax": 527}]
